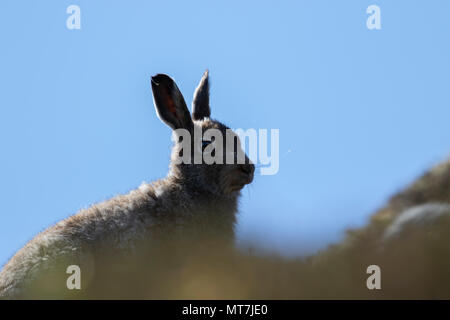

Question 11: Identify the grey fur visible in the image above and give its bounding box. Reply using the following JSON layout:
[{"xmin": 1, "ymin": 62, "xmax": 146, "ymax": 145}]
[{"xmin": 0, "ymin": 71, "xmax": 254, "ymax": 298}]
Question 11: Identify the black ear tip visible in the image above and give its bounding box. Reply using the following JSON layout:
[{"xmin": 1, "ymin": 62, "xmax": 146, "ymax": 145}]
[
  {"xmin": 150, "ymin": 76, "xmax": 159, "ymax": 86},
  {"xmin": 201, "ymin": 69, "xmax": 209, "ymax": 84},
  {"xmin": 151, "ymin": 74, "xmax": 174, "ymax": 87}
]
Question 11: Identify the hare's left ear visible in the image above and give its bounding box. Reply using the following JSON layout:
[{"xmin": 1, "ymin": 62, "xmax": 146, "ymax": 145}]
[
  {"xmin": 151, "ymin": 74, "xmax": 193, "ymax": 131},
  {"xmin": 192, "ymin": 70, "xmax": 210, "ymax": 121}
]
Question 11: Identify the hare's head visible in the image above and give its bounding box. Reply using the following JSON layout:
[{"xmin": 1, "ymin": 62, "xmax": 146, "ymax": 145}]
[{"xmin": 151, "ymin": 71, "xmax": 254, "ymax": 197}]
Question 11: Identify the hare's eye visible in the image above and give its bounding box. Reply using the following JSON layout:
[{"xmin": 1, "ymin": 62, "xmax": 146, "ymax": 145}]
[{"xmin": 202, "ymin": 140, "xmax": 212, "ymax": 150}]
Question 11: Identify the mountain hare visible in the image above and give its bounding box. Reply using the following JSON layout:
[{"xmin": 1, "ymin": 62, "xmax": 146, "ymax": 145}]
[{"xmin": 0, "ymin": 71, "xmax": 255, "ymax": 298}]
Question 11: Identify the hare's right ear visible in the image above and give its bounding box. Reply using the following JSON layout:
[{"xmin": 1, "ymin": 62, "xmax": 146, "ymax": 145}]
[
  {"xmin": 192, "ymin": 70, "xmax": 210, "ymax": 121},
  {"xmin": 151, "ymin": 74, "xmax": 193, "ymax": 131}
]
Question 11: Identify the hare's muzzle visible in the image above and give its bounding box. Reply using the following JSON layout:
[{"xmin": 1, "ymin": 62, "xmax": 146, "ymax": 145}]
[
  {"xmin": 238, "ymin": 163, "xmax": 255, "ymax": 186},
  {"xmin": 225, "ymin": 163, "xmax": 255, "ymax": 193}
]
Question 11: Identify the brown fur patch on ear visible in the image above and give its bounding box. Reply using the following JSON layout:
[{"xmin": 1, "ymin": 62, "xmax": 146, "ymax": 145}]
[{"xmin": 161, "ymin": 88, "xmax": 177, "ymax": 117}]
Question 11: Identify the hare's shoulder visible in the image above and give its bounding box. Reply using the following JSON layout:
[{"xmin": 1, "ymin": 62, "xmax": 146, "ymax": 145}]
[
  {"xmin": 2, "ymin": 183, "xmax": 159, "ymax": 274},
  {"xmin": 57, "ymin": 182, "xmax": 162, "ymax": 244},
  {"xmin": 0, "ymin": 183, "xmax": 162, "ymax": 298}
]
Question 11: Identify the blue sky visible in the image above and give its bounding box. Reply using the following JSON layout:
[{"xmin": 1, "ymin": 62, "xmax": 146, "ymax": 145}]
[{"xmin": 1, "ymin": 1, "xmax": 450, "ymax": 265}]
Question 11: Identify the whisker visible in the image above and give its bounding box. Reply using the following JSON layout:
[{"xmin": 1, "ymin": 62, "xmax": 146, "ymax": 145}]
[
  {"xmin": 255, "ymin": 168, "xmax": 265, "ymax": 176},
  {"xmin": 252, "ymin": 149, "xmax": 292, "ymax": 175},
  {"xmin": 282, "ymin": 149, "xmax": 292, "ymax": 158}
]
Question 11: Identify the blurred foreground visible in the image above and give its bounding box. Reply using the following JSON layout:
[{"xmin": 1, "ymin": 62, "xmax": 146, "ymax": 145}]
[{"xmin": 12, "ymin": 158, "xmax": 450, "ymax": 299}]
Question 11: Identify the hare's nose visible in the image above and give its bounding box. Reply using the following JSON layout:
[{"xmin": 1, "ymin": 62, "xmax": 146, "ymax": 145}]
[{"xmin": 240, "ymin": 164, "xmax": 255, "ymax": 175}]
